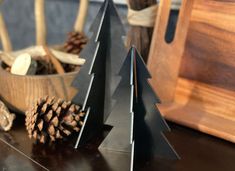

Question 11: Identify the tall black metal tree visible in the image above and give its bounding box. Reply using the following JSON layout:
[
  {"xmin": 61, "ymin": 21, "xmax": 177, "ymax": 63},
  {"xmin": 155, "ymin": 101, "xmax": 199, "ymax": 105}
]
[
  {"xmin": 72, "ymin": 0, "xmax": 127, "ymax": 148},
  {"xmin": 72, "ymin": 1, "xmax": 109, "ymax": 148},
  {"xmin": 72, "ymin": 0, "xmax": 108, "ymax": 105},
  {"xmin": 103, "ymin": 0, "xmax": 127, "ymax": 121}
]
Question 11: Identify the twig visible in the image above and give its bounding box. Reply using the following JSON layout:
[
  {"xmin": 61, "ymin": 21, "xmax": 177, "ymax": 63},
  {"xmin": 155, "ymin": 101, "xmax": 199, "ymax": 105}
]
[
  {"xmin": 74, "ymin": 0, "xmax": 89, "ymax": 32},
  {"xmin": 35, "ymin": 0, "xmax": 46, "ymax": 45},
  {"xmin": 43, "ymin": 46, "xmax": 65, "ymax": 74},
  {"xmin": 0, "ymin": 13, "xmax": 12, "ymax": 52}
]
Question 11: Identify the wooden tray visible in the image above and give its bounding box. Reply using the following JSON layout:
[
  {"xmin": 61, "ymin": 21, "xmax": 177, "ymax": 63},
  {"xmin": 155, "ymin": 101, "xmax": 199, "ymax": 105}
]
[{"xmin": 148, "ymin": 0, "xmax": 235, "ymax": 143}]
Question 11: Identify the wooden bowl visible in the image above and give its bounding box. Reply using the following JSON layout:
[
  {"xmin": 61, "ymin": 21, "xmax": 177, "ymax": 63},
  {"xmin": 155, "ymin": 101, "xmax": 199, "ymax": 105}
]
[{"xmin": 0, "ymin": 63, "xmax": 78, "ymax": 113}]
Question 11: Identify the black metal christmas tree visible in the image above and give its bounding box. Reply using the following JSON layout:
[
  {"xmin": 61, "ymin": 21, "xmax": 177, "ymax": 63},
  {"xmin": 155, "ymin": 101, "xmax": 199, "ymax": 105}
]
[
  {"xmin": 72, "ymin": 0, "xmax": 127, "ymax": 148},
  {"xmin": 103, "ymin": 0, "xmax": 127, "ymax": 121},
  {"xmin": 99, "ymin": 49, "xmax": 133, "ymax": 152},
  {"xmin": 72, "ymin": 1, "xmax": 108, "ymax": 148},
  {"xmin": 99, "ymin": 47, "xmax": 179, "ymax": 170},
  {"xmin": 72, "ymin": 0, "xmax": 108, "ymax": 105},
  {"xmin": 130, "ymin": 47, "xmax": 179, "ymax": 164}
]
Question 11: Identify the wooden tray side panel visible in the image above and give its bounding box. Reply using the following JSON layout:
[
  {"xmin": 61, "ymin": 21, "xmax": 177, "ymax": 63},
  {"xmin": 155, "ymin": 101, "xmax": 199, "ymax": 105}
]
[
  {"xmin": 148, "ymin": 0, "xmax": 194, "ymax": 102},
  {"xmin": 174, "ymin": 78, "xmax": 235, "ymax": 121},
  {"xmin": 161, "ymin": 0, "xmax": 235, "ymax": 143},
  {"xmin": 180, "ymin": 0, "xmax": 235, "ymax": 92}
]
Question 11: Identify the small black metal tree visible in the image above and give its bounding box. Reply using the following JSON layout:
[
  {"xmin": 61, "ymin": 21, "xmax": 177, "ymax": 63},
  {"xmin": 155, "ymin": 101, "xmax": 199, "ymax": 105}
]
[
  {"xmin": 130, "ymin": 47, "xmax": 179, "ymax": 162},
  {"xmin": 99, "ymin": 47, "xmax": 179, "ymax": 170},
  {"xmin": 99, "ymin": 49, "xmax": 133, "ymax": 152}
]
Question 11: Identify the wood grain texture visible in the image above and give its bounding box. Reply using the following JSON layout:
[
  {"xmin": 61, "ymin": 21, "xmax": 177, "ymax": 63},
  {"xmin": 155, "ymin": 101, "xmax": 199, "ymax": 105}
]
[
  {"xmin": 174, "ymin": 78, "xmax": 235, "ymax": 122},
  {"xmin": 0, "ymin": 65, "xmax": 78, "ymax": 113},
  {"xmin": 159, "ymin": 103, "xmax": 235, "ymax": 143},
  {"xmin": 180, "ymin": 0, "xmax": 235, "ymax": 91},
  {"xmin": 149, "ymin": 0, "xmax": 235, "ymax": 143},
  {"xmin": 148, "ymin": 0, "xmax": 194, "ymax": 102}
]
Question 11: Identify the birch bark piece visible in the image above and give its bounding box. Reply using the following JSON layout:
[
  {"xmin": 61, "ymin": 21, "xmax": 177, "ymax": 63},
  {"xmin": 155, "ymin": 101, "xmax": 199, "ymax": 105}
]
[
  {"xmin": 1, "ymin": 46, "xmax": 85, "ymax": 67},
  {"xmin": 51, "ymin": 48, "xmax": 85, "ymax": 66},
  {"xmin": 11, "ymin": 53, "xmax": 37, "ymax": 75}
]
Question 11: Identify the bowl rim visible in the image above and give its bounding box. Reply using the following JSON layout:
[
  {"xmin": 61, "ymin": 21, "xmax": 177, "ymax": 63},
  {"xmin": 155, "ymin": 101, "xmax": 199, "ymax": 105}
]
[{"xmin": 0, "ymin": 61, "xmax": 79, "ymax": 79}]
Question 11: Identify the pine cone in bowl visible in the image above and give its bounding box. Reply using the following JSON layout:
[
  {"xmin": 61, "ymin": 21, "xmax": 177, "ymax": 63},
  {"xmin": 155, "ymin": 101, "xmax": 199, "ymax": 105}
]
[{"xmin": 63, "ymin": 32, "xmax": 88, "ymax": 55}]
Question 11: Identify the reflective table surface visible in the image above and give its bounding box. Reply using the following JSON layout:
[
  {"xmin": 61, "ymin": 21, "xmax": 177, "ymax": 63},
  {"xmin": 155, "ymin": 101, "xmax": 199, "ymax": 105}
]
[{"xmin": 0, "ymin": 115, "xmax": 235, "ymax": 171}]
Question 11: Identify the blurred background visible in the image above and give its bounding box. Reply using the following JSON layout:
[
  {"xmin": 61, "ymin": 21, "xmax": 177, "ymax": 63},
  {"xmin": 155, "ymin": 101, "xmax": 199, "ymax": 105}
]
[
  {"xmin": 0, "ymin": 0, "xmax": 181, "ymax": 50},
  {"xmin": 0, "ymin": 0, "xmax": 127, "ymax": 50}
]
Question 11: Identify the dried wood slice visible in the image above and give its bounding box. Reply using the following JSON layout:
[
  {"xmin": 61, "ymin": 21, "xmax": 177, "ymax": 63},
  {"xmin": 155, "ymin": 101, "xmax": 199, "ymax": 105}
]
[{"xmin": 10, "ymin": 53, "xmax": 37, "ymax": 75}]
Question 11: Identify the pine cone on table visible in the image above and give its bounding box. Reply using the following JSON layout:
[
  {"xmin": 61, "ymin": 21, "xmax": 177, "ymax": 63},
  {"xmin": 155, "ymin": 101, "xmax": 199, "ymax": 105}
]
[
  {"xmin": 0, "ymin": 100, "xmax": 15, "ymax": 131},
  {"xmin": 63, "ymin": 31, "xmax": 88, "ymax": 55},
  {"xmin": 25, "ymin": 96, "xmax": 86, "ymax": 144}
]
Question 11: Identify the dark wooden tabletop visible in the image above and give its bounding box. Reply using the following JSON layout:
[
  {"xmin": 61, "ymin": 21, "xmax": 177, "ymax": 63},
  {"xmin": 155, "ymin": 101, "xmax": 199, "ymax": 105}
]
[{"xmin": 0, "ymin": 115, "xmax": 235, "ymax": 171}]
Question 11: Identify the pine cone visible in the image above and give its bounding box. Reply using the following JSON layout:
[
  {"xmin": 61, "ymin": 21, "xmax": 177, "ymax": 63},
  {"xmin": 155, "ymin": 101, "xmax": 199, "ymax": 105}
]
[
  {"xmin": 25, "ymin": 96, "xmax": 86, "ymax": 144},
  {"xmin": 0, "ymin": 100, "xmax": 15, "ymax": 131},
  {"xmin": 63, "ymin": 31, "xmax": 88, "ymax": 55}
]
